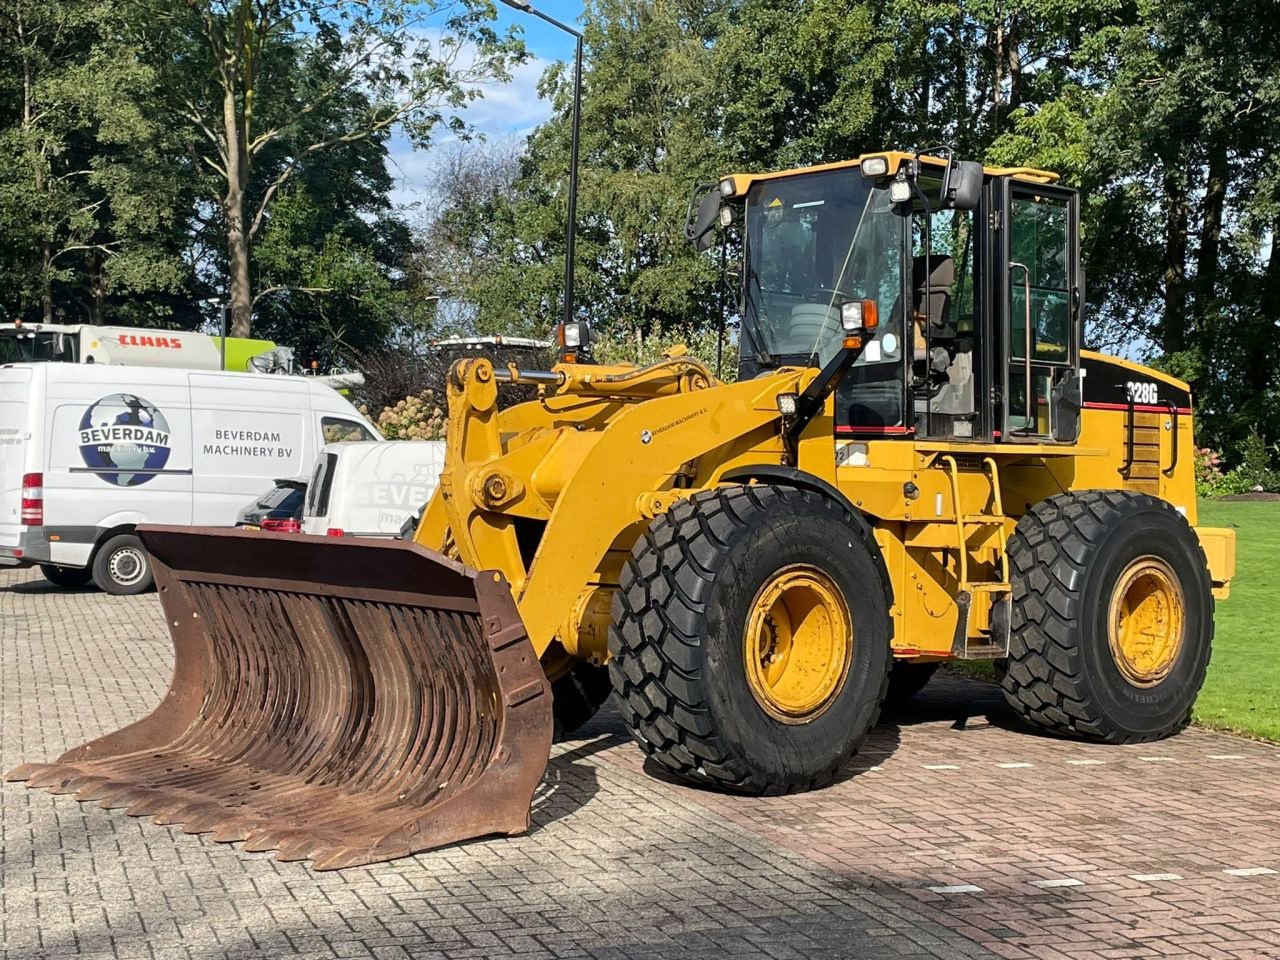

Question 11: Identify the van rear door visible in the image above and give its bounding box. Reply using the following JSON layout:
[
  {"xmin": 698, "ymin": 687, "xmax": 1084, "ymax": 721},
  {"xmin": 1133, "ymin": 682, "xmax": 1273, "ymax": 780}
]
[{"xmin": 0, "ymin": 367, "xmax": 34, "ymax": 549}]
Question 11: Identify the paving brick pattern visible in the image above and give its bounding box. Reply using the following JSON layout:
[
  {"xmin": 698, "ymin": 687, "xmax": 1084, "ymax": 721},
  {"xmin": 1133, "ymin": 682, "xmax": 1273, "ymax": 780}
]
[{"xmin": 2, "ymin": 566, "xmax": 1278, "ymax": 959}]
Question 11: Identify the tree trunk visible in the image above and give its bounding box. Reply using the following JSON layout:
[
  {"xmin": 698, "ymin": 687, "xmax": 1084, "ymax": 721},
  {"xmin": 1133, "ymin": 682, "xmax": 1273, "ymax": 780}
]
[
  {"xmin": 1160, "ymin": 168, "xmax": 1188, "ymax": 356},
  {"xmin": 1194, "ymin": 139, "xmax": 1228, "ymax": 319},
  {"xmin": 1251, "ymin": 218, "xmax": 1280, "ymax": 397},
  {"xmin": 86, "ymin": 251, "xmax": 104, "ymax": 324},
  {"xmin": 221, "ymin": 81, "xmax": 253, "ymax": 338},
  {"xmin": 41, "ymin": 242, "xmax": 53, "ymax": 323}
]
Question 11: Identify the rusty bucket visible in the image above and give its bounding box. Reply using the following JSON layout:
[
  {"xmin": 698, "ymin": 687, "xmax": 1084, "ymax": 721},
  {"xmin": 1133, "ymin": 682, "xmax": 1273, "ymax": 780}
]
[{"xmin": 6, "ymin": 526, "xmax": 552, "ymax": 870}]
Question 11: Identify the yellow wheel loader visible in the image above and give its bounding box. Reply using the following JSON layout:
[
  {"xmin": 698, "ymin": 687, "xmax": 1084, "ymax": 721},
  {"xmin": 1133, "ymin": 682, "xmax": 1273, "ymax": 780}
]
[{"xmin": 10, "ymin": 149, "xmax": 1237, "ymax": 868}]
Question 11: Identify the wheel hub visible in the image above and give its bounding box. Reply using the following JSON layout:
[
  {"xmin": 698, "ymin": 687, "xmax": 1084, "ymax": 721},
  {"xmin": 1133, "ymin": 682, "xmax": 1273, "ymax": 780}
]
[
  {"xmin": 745, "ymin": 564, "xmax": 853, "ymax": 723},
  {"xmin": 109, "ymin": 547, "xmax": 145, "ymax": 586},
  {"xmin": 1107, "ymin": 556, "xmax": 1185, "ymax": 687}
]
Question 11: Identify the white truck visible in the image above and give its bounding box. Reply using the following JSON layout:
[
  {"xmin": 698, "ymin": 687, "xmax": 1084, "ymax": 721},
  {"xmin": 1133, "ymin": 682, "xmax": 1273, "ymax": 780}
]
[
  {"xmin": 0, "ymin": 321, "xmax": 364, "ymax": 390},
  {"xmin": 0, "ymin": 363, "xmax": 379, "ymax": 593},
  {"xmin": 301, "ymin": 440, "xmax": 446, "ymax": 539}
]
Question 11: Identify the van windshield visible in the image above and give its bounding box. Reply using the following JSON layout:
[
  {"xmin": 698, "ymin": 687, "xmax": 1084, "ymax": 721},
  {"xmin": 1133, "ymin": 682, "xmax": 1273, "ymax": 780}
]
[{"xmin": 0, "ymin": 330, "xmax": 78, "ymax": 363}]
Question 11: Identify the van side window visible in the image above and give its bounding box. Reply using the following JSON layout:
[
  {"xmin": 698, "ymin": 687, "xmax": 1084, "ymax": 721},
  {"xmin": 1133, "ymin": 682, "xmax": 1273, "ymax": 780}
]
[{"xmin": 322, "ymin": 417, "xmax": 375, "ymax": 443}]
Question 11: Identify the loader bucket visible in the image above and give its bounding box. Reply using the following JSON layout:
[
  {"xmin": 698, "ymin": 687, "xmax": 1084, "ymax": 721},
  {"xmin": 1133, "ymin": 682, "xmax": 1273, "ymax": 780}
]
[{"xmin": 6, "ymin": 526, "xmax": 552, "ymax": 870}]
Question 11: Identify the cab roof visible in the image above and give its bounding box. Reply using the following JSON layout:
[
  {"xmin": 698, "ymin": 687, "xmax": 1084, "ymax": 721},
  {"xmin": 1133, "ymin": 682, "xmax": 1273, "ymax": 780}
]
[{"xmin": 721, "ymin": 150, "xmax": 1060, "ymax": 197}]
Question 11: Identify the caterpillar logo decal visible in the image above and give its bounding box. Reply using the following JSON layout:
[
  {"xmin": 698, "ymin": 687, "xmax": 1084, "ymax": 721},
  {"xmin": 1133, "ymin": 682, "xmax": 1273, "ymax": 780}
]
[{"xmin": 78, "ymin": 393, "xmax": 172, "ymax": 486}]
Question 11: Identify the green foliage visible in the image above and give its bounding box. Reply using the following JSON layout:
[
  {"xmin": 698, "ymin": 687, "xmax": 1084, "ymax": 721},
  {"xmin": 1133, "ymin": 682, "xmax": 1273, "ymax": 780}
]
[
  {"xmin": 421, "ymin": 0, "xmax": 1280, "ymax": 447},
  {"xmin": 0, "ymin": 0, "xmax": 194, "ymax": 324},
  {"xmin": 1233, "ymin": 430, "xmax": 1280, "ymax": 494},
  {"xmin": 1197, "ymin": 431, "xmax": 1280, "ymax": 498},
  {"xmin": 593, "ymin": 321, "xmax": 738, "ymax": 382}
]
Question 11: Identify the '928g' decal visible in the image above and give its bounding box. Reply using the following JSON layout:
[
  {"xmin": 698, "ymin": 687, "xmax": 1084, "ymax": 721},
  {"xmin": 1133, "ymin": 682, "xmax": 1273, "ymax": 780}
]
[{"xmin": 1126, "ymin": 381, "xmax": 1159, "ymax": 405}]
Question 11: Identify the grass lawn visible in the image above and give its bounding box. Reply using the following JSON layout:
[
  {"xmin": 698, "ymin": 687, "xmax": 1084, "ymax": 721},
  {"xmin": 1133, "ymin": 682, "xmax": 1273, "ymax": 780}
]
[{"xmin": 1194, "ymin": 499, "xmax": 1280, "ymax": 741}]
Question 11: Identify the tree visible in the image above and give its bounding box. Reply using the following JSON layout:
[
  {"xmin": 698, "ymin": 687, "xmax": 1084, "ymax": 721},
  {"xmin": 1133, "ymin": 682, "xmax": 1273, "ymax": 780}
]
[
  {"xmin": 0, "ymin": 0, "xmax": 191, "ymax": 324},
  {"xmin": 141, "ymin": 0, "xmax": 523, "ymax": 337}
]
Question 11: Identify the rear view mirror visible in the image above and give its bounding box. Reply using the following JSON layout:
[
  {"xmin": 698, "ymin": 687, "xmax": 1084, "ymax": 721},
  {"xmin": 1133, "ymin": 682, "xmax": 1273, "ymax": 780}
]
[
  {"xmin": 683, "ymin": 183, "xmax": 723, "ymax": 253},
  {"xmin": 945, "ymin": 160, "xmax": 983, "ymax": 211}
]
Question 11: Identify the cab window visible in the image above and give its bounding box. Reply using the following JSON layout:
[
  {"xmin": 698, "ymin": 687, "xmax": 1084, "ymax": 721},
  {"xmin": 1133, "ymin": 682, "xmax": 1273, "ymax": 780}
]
[{"xmin": 321, "ymin": 417, "xmax": 375, "ymax": 443}]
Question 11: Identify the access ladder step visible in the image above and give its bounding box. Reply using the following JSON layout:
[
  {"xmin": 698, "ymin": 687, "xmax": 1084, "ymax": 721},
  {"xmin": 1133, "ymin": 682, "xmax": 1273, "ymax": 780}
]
[
  {"xmin": 959, "ymin": 515, "xmax": 1009, "ymax": 525},
  {"xmin": 966, "ymin": 581, "xmax": 1012, "ymax": 594},
  {"xmin": 957, "ymin": 643, "xmax": 1007, "ymax": 660}
]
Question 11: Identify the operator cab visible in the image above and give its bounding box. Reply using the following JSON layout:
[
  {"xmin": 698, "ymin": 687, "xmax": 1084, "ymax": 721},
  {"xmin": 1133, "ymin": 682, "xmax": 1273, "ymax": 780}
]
[{"xmin": 704, "ymin": 150, "xmax": 1084, "ymax": 444}]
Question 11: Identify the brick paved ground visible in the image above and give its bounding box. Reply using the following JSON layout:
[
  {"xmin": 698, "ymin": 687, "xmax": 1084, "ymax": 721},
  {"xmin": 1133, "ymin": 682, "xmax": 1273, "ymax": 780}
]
[{"xmin": 2, "ymin": 567, "xmax": 1278, "ymax": 960}]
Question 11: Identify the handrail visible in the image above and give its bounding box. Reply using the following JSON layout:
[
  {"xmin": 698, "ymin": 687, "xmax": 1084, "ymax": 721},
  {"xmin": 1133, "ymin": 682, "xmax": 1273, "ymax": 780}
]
[
  {"xmin": 1164, "ymin": 399, "xmax": 1180, "ymax": 475},
  {"xmin": 1119, "ymin": 397, "xmax": 1136, "ymax": 477},
  {"xmin": 1009, "ymin": 262, "xmax": 1033, "ymax": 432}
]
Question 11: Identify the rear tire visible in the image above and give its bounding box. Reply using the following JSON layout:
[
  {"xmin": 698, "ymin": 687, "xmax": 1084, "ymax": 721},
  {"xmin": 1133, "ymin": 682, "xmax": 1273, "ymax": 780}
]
[
  {"xmin": 609, "ymin": 485, "xmax": 892, "ymax": 794},
  {"xmin": 884, "ymin": 661, "xmax": 940, "ymax": 706},
  {"xmin": 1001, "ymin": 491, "xmax": 1213, "ymax": 743},
  {"xmin": 92, "ymin": 534, "xmax": 154, "ymax": 596},
  {"xmin": 39, "ymin": 564, "xmax": 93, "ymax": 589}
]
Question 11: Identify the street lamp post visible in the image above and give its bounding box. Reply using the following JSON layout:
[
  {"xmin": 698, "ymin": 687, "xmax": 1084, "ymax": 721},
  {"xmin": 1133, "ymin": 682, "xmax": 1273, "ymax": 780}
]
[{"xmin": 499, "ymin": 0, "xmax": 582, "ymax": 330}]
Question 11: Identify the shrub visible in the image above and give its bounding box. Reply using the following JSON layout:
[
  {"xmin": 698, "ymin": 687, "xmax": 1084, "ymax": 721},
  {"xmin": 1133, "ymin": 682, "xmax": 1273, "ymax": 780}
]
[
  {"xmin": 1197, "ymin": 430, "xmax": 1280, "ymax": 497},
  {"xmin": 1233, "ymin": 429, "xmax": 1280, "ymax": 493},
  {"xmin": 593, "ymin": 321, "xmax": 738, "ymax": 382},
  {"xmin": 373, "ymin": 390, "xmax": 447, "ymax": 441}
]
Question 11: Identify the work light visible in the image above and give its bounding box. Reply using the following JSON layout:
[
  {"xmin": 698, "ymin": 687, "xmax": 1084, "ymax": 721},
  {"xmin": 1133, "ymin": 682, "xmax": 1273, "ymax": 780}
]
[{"xmin": 860, "ymin": 155, "xmax": 889, "ymax": 178}]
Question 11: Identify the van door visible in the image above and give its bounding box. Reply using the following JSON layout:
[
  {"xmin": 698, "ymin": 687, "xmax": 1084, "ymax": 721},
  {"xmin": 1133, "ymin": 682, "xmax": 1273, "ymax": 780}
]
[
  {"xmin": 189, "ymin": 373, "xmax": 310, "ymax": 525},
  {"xmin": 45, "ymin": 373, "xmax": 194, "ymax": 556},
  {"xmin": 0, "ymin": 367, "xmax": 34, "ymax": 549}
]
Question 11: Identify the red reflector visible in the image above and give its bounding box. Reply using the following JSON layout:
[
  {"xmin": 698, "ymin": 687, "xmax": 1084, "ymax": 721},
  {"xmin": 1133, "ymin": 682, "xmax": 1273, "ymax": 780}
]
[
  {"xmin": 261, "ymin": 517, "xmax": 302, "ymax": 533},
  {"xmin": 12, "ymin": 549, "xmax": 22, "ymax": 558},
  {"xmin": 20, "ymin": 473, "xmax": 42, "ymax": 526},
  {"xmin": 326, "ymin": 528, "xmax": 345, "ymax": 537}
]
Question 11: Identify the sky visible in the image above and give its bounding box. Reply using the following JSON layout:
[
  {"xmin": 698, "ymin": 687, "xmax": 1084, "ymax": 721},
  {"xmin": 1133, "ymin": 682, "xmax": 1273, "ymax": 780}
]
[{"xmin": 385, "ymin": 0, "xmax": 586, "ymax": 211}]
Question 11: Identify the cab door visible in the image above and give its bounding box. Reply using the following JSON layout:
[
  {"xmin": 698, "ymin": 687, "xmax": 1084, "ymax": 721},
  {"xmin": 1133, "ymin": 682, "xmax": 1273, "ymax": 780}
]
[{"xmin": 997, "ymin": 179, "xmax": 1083, "ymax": 441}]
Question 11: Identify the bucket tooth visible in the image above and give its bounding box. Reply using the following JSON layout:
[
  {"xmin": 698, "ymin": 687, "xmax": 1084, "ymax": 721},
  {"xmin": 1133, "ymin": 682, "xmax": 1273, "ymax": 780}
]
[
  {"xmin": 242, "ymin": 830, "xmax": 284, "ymax": 854},
  {"xmin": 3, "ymin": 763, "xmax": 44, "ymax": 782},
  {"xmin": 23, "ymin": 765, "xmax": 74, "ymax": 789},
  {"xmin": 180, "ymin": 808, "xmax": 229, "ymax": 835},
  {"xmin": 210, "ymin": 820, "xmax": 255, "ymax": 843},
  {"xmin": 73, "ymin": 779, "xmax": 117, "ymax": 802},
  {"xmin": 11, "ymin": 526, "xmax": 553, "ymax": 869},
  {"xmin": 273, "ymin": 837, "xmax": 317, "ymax": 862},
  {"xmin": 95, "ymin": 787, "xmax": 138, "ymax": 810}
]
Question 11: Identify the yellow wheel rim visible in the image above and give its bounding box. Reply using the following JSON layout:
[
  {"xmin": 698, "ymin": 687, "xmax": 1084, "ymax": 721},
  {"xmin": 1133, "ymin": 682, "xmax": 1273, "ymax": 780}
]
[
  {"xmin": 1107, "ymin": 556, "xmax": 1185, "ymax": 687},
  {"xmin": 744, "ymin": 564, "xmax": 853, "ymax": 723}
]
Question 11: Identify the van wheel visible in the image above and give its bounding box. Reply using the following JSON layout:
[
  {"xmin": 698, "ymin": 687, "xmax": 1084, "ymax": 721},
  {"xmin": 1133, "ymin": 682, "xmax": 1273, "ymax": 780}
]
[
  {"xmin": 92, "ymin": 534, "xmax": 154, "ymax": 595},
  {"xmin": 39, "ymin": 564, "xmax": 93, "ymax": 589}
]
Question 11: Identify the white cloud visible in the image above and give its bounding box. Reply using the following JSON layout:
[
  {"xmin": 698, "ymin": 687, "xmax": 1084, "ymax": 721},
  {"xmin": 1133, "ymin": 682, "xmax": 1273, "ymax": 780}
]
[{"xmin": 385, "ymin": 49, "xmax": 554, "ymax": 211}]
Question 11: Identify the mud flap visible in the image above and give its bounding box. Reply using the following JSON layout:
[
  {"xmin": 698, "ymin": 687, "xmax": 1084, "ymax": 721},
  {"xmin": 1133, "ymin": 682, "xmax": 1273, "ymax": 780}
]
[{"xmin": 6, "ymin": 526, "xmax": 552, "ymax": 870}]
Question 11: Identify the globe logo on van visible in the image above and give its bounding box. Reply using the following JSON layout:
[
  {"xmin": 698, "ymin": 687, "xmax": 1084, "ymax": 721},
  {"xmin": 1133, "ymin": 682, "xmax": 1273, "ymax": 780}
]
[{"xmin": 78, "ymin": 393, "xmax": 172, "ymax": 486}]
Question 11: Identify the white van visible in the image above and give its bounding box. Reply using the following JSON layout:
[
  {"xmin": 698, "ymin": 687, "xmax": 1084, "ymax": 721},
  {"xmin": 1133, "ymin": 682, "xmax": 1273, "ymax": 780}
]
[
  {"xmin": 0, "ymin": 363, "xmax": 379, "ymax": 593},
  {"xmin": 302, "ymin": 441, "xmax": 445, "ymax": 539}
]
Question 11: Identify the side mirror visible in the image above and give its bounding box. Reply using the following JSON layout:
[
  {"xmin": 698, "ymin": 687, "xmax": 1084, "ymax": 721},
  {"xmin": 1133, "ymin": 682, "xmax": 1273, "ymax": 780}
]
[
  {"xmin": 944, "ymin": 160, "xmax": 983, "ymax": 211},
  {"xmin": 683, "ymin": 183, "xmax": 723, "ymax": 254}
]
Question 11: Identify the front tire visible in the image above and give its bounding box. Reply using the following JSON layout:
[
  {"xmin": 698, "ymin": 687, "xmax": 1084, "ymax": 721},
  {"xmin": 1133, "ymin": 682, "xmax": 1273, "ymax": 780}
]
[
  {"xmin": 609, "ymin": 485, "xmax": 892, "ymax": 794},
  {"xmin": 1001, "ymin": 491, "xmax": 1213, "ymax": 743},
  {"xmin": 39, "ymin": 564, "xmax": 93, "ymax": 589},
  {"xmin": 92, "ymin": 534, "xmax": 154, "ymax": 596}
]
